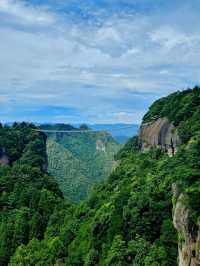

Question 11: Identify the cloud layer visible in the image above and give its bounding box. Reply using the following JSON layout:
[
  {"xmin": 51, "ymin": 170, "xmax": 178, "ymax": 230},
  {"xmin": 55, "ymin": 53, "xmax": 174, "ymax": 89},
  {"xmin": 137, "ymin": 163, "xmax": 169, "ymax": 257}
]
[{"xmin": 0, "ymin": 0, "xmax": 200, "ymax": 124}]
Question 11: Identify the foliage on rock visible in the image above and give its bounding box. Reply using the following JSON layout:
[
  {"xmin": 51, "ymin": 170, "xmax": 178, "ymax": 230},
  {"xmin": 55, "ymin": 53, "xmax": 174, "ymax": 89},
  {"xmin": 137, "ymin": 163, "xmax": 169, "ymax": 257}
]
[{"xmin": 1, "ymin": 87, "xmax": 200, "ymax": 265}]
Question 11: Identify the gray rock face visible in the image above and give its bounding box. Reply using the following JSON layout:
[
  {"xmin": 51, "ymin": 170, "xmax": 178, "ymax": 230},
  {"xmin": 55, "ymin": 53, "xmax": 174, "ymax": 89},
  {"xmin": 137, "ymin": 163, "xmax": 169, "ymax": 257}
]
[
  {"xmin": 139, "ymin": 117, "xmax": 179, "ymax": 156},
  {"xmin": 139, "ymin": 118, "xmax": 200, "ymax": 265},
  {"xmin": 96, "ymin": 139, "xmax": 106, "ymax": 153},
  {"xmin": 173, "ymin": 184, "xmax": 200, "ymax": 266},
  {"xmin": 0, "ymin": 148, "xmax": 9, "ymax": 166}
]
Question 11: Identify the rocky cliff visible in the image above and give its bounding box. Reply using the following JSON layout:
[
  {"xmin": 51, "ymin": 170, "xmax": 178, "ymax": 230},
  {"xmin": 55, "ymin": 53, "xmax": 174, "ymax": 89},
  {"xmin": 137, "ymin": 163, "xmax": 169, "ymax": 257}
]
[
  {"xmin": 139, "ymin": 117, "xmax": 179, "ymax": 156},
  {"xmin": 173, "ymin": 184, "xmax": 200, "ymax": 266},
  {"xmin": 139, "ymin": 115, "xmax": 200, "ymax": 265},
  {"xmin": 0, "ymin": 148, "xmax": 9, "ymax": 166}
]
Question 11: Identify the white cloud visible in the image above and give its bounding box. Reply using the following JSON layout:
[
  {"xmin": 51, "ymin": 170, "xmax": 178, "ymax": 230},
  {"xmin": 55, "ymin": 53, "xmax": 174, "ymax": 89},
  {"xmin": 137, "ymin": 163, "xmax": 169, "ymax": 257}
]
[
  {"xmin": 0, "ymin": 0, "xmax": 56, "ymax": 26},
  {"xmin": 150, "ymin": 26, "xmax": 200, "ymax": 52},
  {"xmin": 0, "ymin": 0, "xmax": 200, "ymax": 123},
  {"xmin": 112, "ymin": 111, "xmax": 144, "ymax": 124}
]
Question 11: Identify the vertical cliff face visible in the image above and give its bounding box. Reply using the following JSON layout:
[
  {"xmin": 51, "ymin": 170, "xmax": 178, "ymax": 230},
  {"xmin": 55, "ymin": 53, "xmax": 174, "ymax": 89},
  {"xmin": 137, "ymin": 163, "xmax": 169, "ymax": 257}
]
[
  {"xmin": 173, "ymin": 184, "xmax": 200, "ymax": 266},
  {"xmin": 139, "ymin": 115, "xmax": 200, "ymax": 265},
  {"xmin": 139, "ymin": 117, "xmax": 179, "ymax": 156}
]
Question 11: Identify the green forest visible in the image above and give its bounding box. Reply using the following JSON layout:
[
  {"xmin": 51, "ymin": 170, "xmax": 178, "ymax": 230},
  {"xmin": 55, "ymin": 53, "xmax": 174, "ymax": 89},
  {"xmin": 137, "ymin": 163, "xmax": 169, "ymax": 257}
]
[
  {"xmin": 0, "ymin": 123, "xmax": 65, "ymax": 265},
  {"xmin": 0, "ymin": 87, "xmax": 200, "ymax": 265},
  {"xmin": 42, "ymin": 124, "xmax": 120, "ymax": 202}
]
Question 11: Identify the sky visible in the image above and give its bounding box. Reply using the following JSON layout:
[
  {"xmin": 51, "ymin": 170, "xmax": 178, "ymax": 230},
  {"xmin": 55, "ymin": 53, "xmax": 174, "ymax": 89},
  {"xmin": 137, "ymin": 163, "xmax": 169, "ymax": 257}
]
[{"xmin": 0, "ymin": 0, "xmax": 200, "ymax": 124}]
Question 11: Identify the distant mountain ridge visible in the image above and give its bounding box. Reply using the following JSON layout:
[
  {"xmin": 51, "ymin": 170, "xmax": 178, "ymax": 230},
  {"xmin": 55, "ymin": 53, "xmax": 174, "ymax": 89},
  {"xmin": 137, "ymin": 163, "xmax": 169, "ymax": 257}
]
[
  {"xmin": 79, "ymin": 123, "xmax": 139, "ymax": 143},
  {"xmin": 6, "ymin": 123, "xmax": 139, "ymax": 144}
]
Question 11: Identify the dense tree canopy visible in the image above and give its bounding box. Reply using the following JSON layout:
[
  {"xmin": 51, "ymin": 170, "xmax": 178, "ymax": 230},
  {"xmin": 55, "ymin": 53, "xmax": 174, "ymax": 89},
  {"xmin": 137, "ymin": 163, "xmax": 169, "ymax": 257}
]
[
  {"xmin": 143, "ymin": 86, "xmax": 200, "ymax": 143},
  {"xmin": 1, "ymin": 87, "xmax": 200, "ymax": 265},
  {"xmin": 0, "ymin": 123, "xmax": 65, "ymax": 265},
  {"xmin": 46, "ymin": 127, "xmax": 120, "ymax": 202}
]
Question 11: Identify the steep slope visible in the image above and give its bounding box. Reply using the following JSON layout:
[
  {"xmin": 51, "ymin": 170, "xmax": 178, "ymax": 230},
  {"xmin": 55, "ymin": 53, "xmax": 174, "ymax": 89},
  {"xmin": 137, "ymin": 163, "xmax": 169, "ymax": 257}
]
[
  {"xmin": 10, "ymin": 87, "xmax": 200, "ymax": 266},
  {"xmin": 44, "ymin": 125, "xmax": 121, "ymax": 202},
  {"xmin": 47, "ymin": 139, "xmax": 90, "ymax": 201},
  {"xmin": 139, "ymin": 117, "xmax": 179, "ymax": 156},
  {"xmin": 10, "ymin": 136, "xmax": 178, "ymax": 266},
  {"xmin": 140, "ymin": 87, "xmax": 200, "ymax": 265},
  {"xmin": 0, "ymin": 123, "xmax": 67, "ymax": 266}
]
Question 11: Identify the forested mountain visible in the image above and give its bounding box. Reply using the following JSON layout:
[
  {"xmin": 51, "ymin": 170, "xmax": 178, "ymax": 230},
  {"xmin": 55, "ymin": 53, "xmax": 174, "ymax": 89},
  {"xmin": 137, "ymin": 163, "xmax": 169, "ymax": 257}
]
[
  {"xmin": 0, "ymin": 123, "xmax": 66, "ymax": 265},
  {"xmin": 41, "ymin": 124, "xmax": 121, "ymax": 202},
  {"xmin": 1, "ymin": 87, "xmax": 200, "ymax": 265}
]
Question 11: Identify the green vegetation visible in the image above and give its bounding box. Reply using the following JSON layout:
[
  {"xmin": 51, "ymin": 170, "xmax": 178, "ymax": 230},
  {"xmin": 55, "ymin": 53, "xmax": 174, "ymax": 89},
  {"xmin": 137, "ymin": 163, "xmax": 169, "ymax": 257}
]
[
  {"xmin": 143, "ymin": 86, "xmax": 200, "ymax": 143},
  {"xmin": 10, "ymin": 135, "xmax": 180, "ymax": 266},
  {"xmin": 0, "ymin": 123, "xmax": 65, "ymax": 265},
  {"xmin": 1, "ymin": 87, "xmax": 200, "ymax": 265},
  {"xmin": 44, "ymin": 125, "xmax": 120, "ymax": 202}
]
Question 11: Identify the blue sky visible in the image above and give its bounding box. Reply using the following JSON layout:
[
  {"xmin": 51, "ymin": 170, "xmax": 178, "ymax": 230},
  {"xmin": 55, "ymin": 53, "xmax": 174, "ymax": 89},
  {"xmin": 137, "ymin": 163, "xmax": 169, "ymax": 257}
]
[{"xmin": 0, "ymin": 0, "xmax": 200, "ymax": 124}]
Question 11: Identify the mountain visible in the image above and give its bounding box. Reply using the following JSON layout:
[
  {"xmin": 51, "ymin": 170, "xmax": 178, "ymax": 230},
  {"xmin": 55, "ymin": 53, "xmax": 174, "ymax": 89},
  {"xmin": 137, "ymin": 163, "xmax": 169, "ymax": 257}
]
[
  {"xmin": 0, "ymin": 123, "xmax": 65, "ymax": 266},
  {"xmin": 40, "ymin": 124, "xmax": 121, "ymax": 202},
  {"xmin": 2, "ymin": 87, "xmax": 200, "ymax": 265},
  {"xmin": 89, "ymin": 124, "xmax": 139, "ymax": 144}
]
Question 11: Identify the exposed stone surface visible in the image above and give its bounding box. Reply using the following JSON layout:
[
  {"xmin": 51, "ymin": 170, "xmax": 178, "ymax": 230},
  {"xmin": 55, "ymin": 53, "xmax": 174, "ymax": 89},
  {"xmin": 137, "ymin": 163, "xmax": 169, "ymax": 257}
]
[
  {"xmin": 173, "ymin": 185, "xmax": 200, "ymax": 266},
  {"xmin": 96, "ymin": 139, "xmax": 106, "ymax": 153},
  {"xmin": 139, "ymin": 117, "xmax": 179, "ymax": 156},
  {"xmin": 0, "ymin": 148, "xmax": 9, "ymax": 166}
]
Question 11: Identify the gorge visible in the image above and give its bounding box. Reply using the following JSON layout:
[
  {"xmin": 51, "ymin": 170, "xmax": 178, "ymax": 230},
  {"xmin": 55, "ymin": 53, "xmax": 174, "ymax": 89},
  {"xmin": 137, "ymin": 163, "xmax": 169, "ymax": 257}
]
[{"xmin": 0, "ymin": 87, "xmax": 200, "ymax": 265}]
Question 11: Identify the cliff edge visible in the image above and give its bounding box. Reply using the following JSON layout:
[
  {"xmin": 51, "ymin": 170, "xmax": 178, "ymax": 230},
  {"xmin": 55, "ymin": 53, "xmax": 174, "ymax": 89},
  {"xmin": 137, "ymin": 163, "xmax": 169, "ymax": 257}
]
[
  {"xmin": 173, "ymin": 184, "xmax": 200, "ymax": 266},
  {"xmin": 139, "ymin": 117, "xmax": 179, "ymax": 156}
]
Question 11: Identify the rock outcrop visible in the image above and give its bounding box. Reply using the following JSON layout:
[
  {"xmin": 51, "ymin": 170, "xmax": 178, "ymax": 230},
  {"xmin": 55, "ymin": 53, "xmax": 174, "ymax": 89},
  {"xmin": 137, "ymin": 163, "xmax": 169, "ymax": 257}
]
[
  {"xmin": 173, "ymin": 184, "xmax": 200, "ymax": 266},
  {"xmin": 139, "ymin": 117, "xmax": 179, "ymax": 156},
  {"xmin": 0, "ymin": 148, "xmax": 9, "ymax": 166},
  {"xmin": 96, "ymin": 139, "xmax": 106, "ymax": 153}
]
